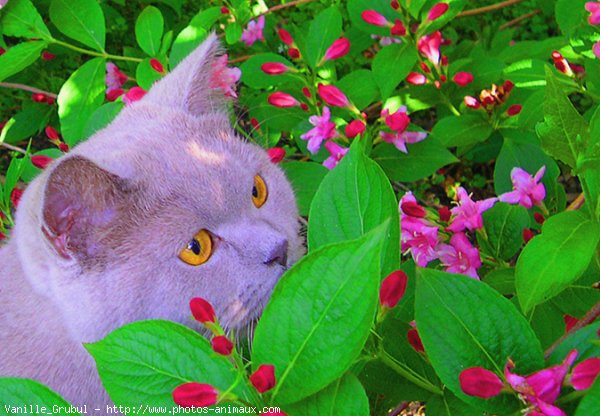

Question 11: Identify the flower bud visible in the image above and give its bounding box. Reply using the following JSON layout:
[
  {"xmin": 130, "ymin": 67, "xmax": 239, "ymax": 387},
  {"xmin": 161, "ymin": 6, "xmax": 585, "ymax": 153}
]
[
  {"xmin": 150, "ymin": 58, "xmax": 165, "ymax": 74},
  {"xmin": 172, "ymin": 383, "xmax": 219, "ymax": 407},
  {"xmin": 31, "ymin": 155, "xmax": 53, "ymax": 169},
  {"xmin": 401, "ymin": 201, "xmax": 426, "ymax": 218},
  {"xmin": 420, "ymin": 62, "xmax": 431, "ymax": 73},
  {"xmin": 379, "ymin": 270, "xmax": 408, "ymax": 308},
  {"xmin": 533, "ymin": 212, "xmax": 545, "ymax": 225},
  {"xmin": 220, "ymin": 6, "xmax": 230, "ymax": 14},
  {"xmin": 317, "ymin": 84, "xmax": 350, "ymax": 108},
  {"xmin": 507, "ymin": 104, "xmax": 522, "ymax": 116},
  {"xmin": 452, "ymin": 71, "xmax": 473, "ymax": 87},
  {"xmin": 361, "ymin": 10, "xmax": 389, "ymax": 26},
  {"xmin": 250, "ymin": 118, "xmax": 260, "ymax": 131},
  {"xmin": 45, "ymin": 126, "xmax": 60, "ymax": 141},
  {"xmin": 459, "ymin": 367, "xmax": 504, "ymax": 398},
  {"xmin": 32, "ymin": 93, "xmax": 47, "ymax": 103},
  {"xmin": 407, "ymin": 328, "xmax": 424, "ymax": 353},
  {"xmin": 406, "ymin": 72, "xmax": 427, "ymax": 85},
  {"xmin": 211, "ymin": 335, "xmax": 234, "ymax": 356},
  {"xmin": 58, "ymin": 142, "xmax": 70, "ymax": 153},
  {"xmin": 324, "ymin": 38, "xmax": 350, "ymax": 61},
  {"xmin": 10, "ymin": 188, "xmax": 23, "ymax": 210},
  {"xmin": 42, "ymin": 51, "xmax": 56, "ymax": 60},
  {"xmin": 250, "ymin": 364, "xmax": 276, "ymax": 393},
  {"xmin": 502, "ymin": 80, "xmax": 514, "ymax": 93},
  {"xmin": 438, "ymin": 206, "xmax": 451, "ymax": 222},
  {"xmin": 267, "ymin": 147, "xmax": 286, "ymax": 163},
  {"xmin": 427, "ymin": 3, "xmax": 449, "ymax": 21},
  {"xmin": 107, "ymin": 88, "xmax": 124, "ymax": 102},
  {"xmin": 268, "ymin": 92, "xmax": 299, "ymax": 108},
  {"xmin": 261, "ymin": 62, "xmax": 289, "ymax": 75},
  {"xmin": 301, "ymin": 87, "xmax": 311, "ymax": 98},
  {"xmin": 190, "ymin": 297, "xmax": 216, "ymax": 324},
  {"xmin": 345, "ymin": 120, "xmax": 365, "ymax": 138},
  {"xmin": 123, "ymin": 87, "xmax": 147, "ymax": 105},
  {"xmin": 571, "ymin": 358, "xmax": 600, "ymax": 390},
  {"xmin": 464, "ymin": 96, "xmax": 481, "ymax": 109},
  {"xmin": 390, "ymin": 20, "xmax": 406, "ymax": 36},
  {"xmin": 523, "ymin": 228, "xmax": 535, "ymax": 244},
  {"xmin": 0, "ymin": 47, "xmax": 5, "ymax": 56},
  {"xmin": 390, "ymin": 0, "xmax": 400, "ymax": 9},
  {"xmin": 287, "ymin": 48, "xmax": 300, "ymax": 59},
  {"xmin": 277, "ymin": 28, "xmax": 294, "ymax": 46}
]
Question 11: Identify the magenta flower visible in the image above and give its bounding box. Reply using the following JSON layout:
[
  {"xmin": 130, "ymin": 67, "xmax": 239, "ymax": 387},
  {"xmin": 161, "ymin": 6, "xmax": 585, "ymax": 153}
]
[
  {"xmin": 417, "ymin": 31, "xmax": 442, "ymax": 66},
  {"xmin": 437, "ymin": 232, "xmax": 481, "ymax": 279},
  {"xmin": 452, "ymin": 71, "xmax": 473, "ymax": 86},
  {"xmin": 268, "ymin": 92, "xmax": 299, "ymax": 108},
  {"xmin": 498, "ymin": 166, "xmax": 546, "ymax": 209},
  {"xmin": 261, "ymin": 62, "xmax": 289, "ymax": 75},
  {"xmin": 301, "ymin": 107, "xmax": 338, "ymax": 154},
  {"xmin": 361, "ymin": 10, "xmax": 389, "ymax": 26},
  {"xmin": 459, "ymin": 367, "xmax": 504, "ymax": 398},
  {"xmin": 427, "ymin": 3, "xmax": 449, "ymax": 21},
  {"xmin": 380, "ymin": 131, "xmax": 427, "ymax": 153},
  {"xmin": 447, "ymin": 187, "xmax": 497, "ymax": 232},
  {"xmin": 407, "ymin": 72, "xmax": 427, "ymax": 85},
  {"xmin": 399, "ymin": 193, "xmax": 439, "ymax": 267},
  {"xmin": 571, "ymin": 357, "xmax": 600, "ymax": 390},
  {"xmin": 323, "ymin": 38, "xmax": 350, "ymax": 61},
  {"xmin": 123, "ymin": 86, "xmax": 147, "ymax": 105},
  {"xmin": 106, "ymin": 62, "xmax": 128, "ymax": 94},
  {"xmin": 585, "ymin": 2, "xmax": 600, "ymax": 25},
  {"xmin": 209, "ymin": 54, "xmax": 241, "ymax": 98},
  {"xmin": 345, "ymin": 119, "xmax": 365, "ymax": 138},
  {"xmin": 317, "ymin": 84, "xmax": 350, "ymax": 108},
  {"xmin": 241, "ymin": 15, "xmax": 265, "ymax": 47},
  {"xmin": 322, "ymin": 141, "xmax": 348, "ymax": 170},
  {"xmin": 593, "ymin": 40, "xmax": 600, "ymax": 58},
  {"xmin": 382, "ymin": 107, "xmax": 410, "ymax": 132},
  {"xmin": 551, "ymin": 51, "xmax": 574, "ymax": 76},
  {"xmin": 464, "ymin": 96, "xmax": 481, "ymax": 109},
  {"xmin": 390, "ymin": 19, "xmax": 406, "ymax": 36}
]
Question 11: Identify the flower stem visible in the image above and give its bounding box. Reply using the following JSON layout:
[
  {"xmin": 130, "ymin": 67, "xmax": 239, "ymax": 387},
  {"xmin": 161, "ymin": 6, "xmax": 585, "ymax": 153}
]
[
  {"xmin": 0, "ymin": 82, "xmax": 58, "ymax": 98},
  {"xmin": 51, "ymin": 39, "xmax": 143, "ymax": 63},
  {"xmin": 379, "ymin": 348, "xmax": 443, "ymax": 395}
]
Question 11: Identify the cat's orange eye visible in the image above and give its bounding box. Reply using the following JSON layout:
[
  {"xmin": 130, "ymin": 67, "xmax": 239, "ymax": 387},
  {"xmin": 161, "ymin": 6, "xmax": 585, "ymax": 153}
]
[
  {"xmin": 179, "ymin": 229, "xmax": 213, "ymax": 266},
  {"xmin": 252, "ymin": 175, "xmax": 268, "ymax": 208}
]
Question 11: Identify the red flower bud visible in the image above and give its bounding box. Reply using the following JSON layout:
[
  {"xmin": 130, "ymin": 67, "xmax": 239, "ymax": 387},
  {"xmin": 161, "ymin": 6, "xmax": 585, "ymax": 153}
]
[
  {"xmin": 287, "ymin": 48, "xmax": 300, "ymax": 59},
  {"xmin": 503, "ymin": 80, "xmax": 514, "ymax": 93},
  {"xmin": 10, "ymin": 188, "xmax": 23, "ymax": 210},
  {"xmin": 464, "ymin": 96, "xmax": 481, "ymax": 109},
  {"xmin": 250, "ymin": 117, "xmax": 260, "ymax": 131},
  {"xmin": 390, "ymin": 19, "xmax": 406, "ymax": 36},
  {"xmin": 390, "ymin": 0, "xmax": 400, "ymax": 9},
  {"xmin": 106, "ymin": 88, "xmax": 125, "ymax": 102},
  {"xmin": 250, "ymin": 364, "xmax": 276, "ymax": 393},
  {"xmin": 268, "ymin": 92, "xmax": 299, "ymax": 108},
  {"xmin": 427, "ymin": 3, "xmax": 449, "ymax": 21},
  {"xmin": 123, "ymin": 86, "xmax": 147, "ymax": 105},
  {"xmin": 324, "ymin": 38, "xmax": 350, "ymax": 61},
  {"xmin": 345, "ymin": 120, "xmax": 365, "ymax": 138},
  {"xmin": 172, "ymin": 383, "xmax": 219, "ymax": 407},
  {"xmin": 220, "ymin": 6, "xmax": 230, "ymax": 14},
  {"xmin": 261, "ymin": 62, "xmax": 289, "ymax": 75},
  {"xmin": 571, "ymin": 358, "xmax": 600, "ymax": 390},
  {"xmin": 267, "ymin": 147, "xmax": 286, "ymax": 163},
  {"xmin": 42, "ymin": 51, "xmax": 56, "ymax": 60},
  {"xmin": 190, "ymin": 297, "xmax": 216, "ymax": 324},
  {"xmin": 406, "ymin": 72, "xmax": 427, "ymax": 85},
  {"xmin": 438, "ymin": 206, "xmax": 451, "ymax": 222},
  {"xmin": 441, "ymin": 55, "xmax": 448, "ymax": 66},
  {"xmin": 361, "ymin": 10, "xmax": 389, "ymax": 26},
  {"xmin": 534, "ymin": 212, "xmax": 545, "ymax": 224},
  {"xmin": 211, "ymin": 335, "xmax": 234, "ymax": 356},
  {"xmin": 452, "ymin": 71, "xmax": 473, "ymax": 87},
  {"xmin": 0, "ymin": 47, "xmax": 6, "ymax": 56},
  {"xmin": 300, "ymin": 103, "xmax": 309, "ymax": 111},
  {"xmin": 379, "ymin": 270, "xmax": 408, "ymax": 308},
  {"xmin": 317, "ymin": 84, "xmax": 350, "ymax": 108},
  {"xmin": 277, "ymin": 28, "xmax": 294, "ymax": 46},
  {"xmin": 32, "ymin": 93, "xmax": 47, "ymax": 103},
  {"xmin": 45, "ymin": 126, "xmax": 60, "ymax": 141},
  {"xmin": 58, "ymin": 142, "xmax": 70, "ymax": 153},
  {"xmin": 407, "ymin": 328, "xmax": 424, "ymax": 353},
  {"xmin": 31, "ymin": 155, "xmax": 53, "ymax": 169},
  {"xmin": 420, "ymin": 62, "xmax": 431, "ymax": 73},
  {"xmin": 301, "ymin": 87, "xmax": 311, "ymax": 98},
  {"xmin": 401, "ymin": 201, "xmax": 427, "ymax": 218},
  {"xmin": 385, "ymin": 111, "xmax": 410, "ymax": 132},
  {"xmin": 45, "ymin": 96, "xmax": 55, "ymax": 105},
  {"xmin": 507, "ymin": 104, "xmax": 522, "ymax": 116},
  {"xmin": 523, "ymin": 228, "xmax": 535, "ymax": 244},
  {"xmin": 459, "ymin": 367, "xmax": 504, "ymax": 398},
  {"xmin": 150, "ymin": 58, "xmax": 165, "ymax": 74}
]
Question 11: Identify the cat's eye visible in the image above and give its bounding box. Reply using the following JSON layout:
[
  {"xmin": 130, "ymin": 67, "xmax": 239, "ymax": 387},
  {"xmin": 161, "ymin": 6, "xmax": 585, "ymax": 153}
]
[
  {"xmin": 179, "ymin": 229, "xmax": 213, "ymax": 266},
  {"xmin": 252, "ymin": 175, "xmax": 268, "ymax": 208}
]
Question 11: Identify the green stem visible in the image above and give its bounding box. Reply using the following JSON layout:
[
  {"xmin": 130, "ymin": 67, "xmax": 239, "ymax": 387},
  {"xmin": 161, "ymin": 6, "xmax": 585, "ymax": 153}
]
[
  {"xmin": 556, "ymin": 389, "xmax": 586, "ymax": 404},
  {"xmin": 379, "ymin": 349, "xmax": 443, "ymax": 395},
  {"xmin": 51, "ymin": 39, "xmax": 143, "ymax": 62}
]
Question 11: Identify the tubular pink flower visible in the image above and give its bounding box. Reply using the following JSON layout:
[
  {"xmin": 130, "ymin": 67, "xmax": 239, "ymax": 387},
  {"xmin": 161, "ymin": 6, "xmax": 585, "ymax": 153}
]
[
  {"xmin": 447, "ymin": 187, "xmax": 497, "ymax": 232},
  {"xmin": 417, "ymin": 31, "xmax": 442, "ymax": 66},
  {"xmin": 399, "ymin": 193, "xmax": 439, "ymax": 267},
  {"xmin": 498, "ymin": 166, "xmax": 546, "ymax": 208},
  {"xmin": 173, "ymin": 383, "xmax": 219, "ymax": 407},
  {"xmin": 317, "ymin": 84, "xmax": 350, "ymax": 108},
  {"xmin": 268, "ymin": 92, "xmax": 299, "ymax": 108},
  {"xmin": 571, "ymin": 357, "xmax": 600, "ymax": 390},
  {"xmin": 322, "ymin": 141, "xmax": 349, "ymax": 170},
  {"xmin": 123, "ymin": 87, "xmax": 147, "ymax": 105},
  {"xmin": 551, "ymin": 51, "xmax": 574, "ymax": 76},
  {"xmin": 324, "ymin": 38, "xmax": 350, "ymax": 61},
  {"xmin": 437, "ymin": 232, "xmax": 481, "ymax": 279},
  {"xmin": 464, "ymin": 96, "xmax": 481, "ymax": 109},
  {"xmin": 593, "ymin": 40, "xmax": 600, "ymax": 58},
  {"xmin": 301, "ymin": 107, "xmax": 338, "ymax": 154},
  {"xmin": 390, "ymin": 19, "xmax": 406, "ymax": 36},
  {"xmin": 277, "ymin": 28, "xmax": 294, "ymax": 46},
  {"xmin": 452, "ymin": 71, "xmax": 473, "ymax": 86},
  {"xmin": 427, "ymin": 3, "xmax": 449, "ymax": 21},
  {"xmin": 379, "ymin": 270, "xmax": 408, "ymax": 308},
  {"xmin": 382, "ymin": 107, "xmax": 410, "ymax": 132},
  {"xmin": 209, "ymin": 54, "xmax": 241, "ymax": 98},
  {"xmin": 361, "ymin": 10, "xmax": 389, "ymax": 26},
  {"xmin": 406, "ymin": 72, "xmax": 427, "ymax": 85},
  {"xmin": 345, "ymin": 120, "xmax": 365, "ymax": 138},
  {"xmin": 585, "ymin": 2, "xmax": 600, "ymax": 25},
  {"xmin": 241, "ymin": 15, "xmax": 265, "ymax": 47},
  {"xmin": 507, "ymin": 104, "xmax": 522, "ymax": 116},
  {"xmin": 459, "ymin": 367, "xmax": 504, "ymax": 398},
  {"xmin": 261, "ymin": 62, "xmax": 289, "ymax": 75},
  {"xmin": 380, "ymin": 131, "xmax": 427, "ymax": 153},
  {"xmin": 267, "ymin": 147, "xmax": 286, "ymax": 164}
]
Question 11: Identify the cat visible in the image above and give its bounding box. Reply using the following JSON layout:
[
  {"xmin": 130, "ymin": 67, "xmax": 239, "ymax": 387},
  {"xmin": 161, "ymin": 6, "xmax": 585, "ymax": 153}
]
[{"xmin": 0, "ymin": 34, "xmax": 303, "ymax": 407}]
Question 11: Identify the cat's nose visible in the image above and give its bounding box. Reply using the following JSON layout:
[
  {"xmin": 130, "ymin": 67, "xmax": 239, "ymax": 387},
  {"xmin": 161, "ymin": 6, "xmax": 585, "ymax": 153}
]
[{"xmin": 264, "ymin": 239, "xmax": 288, "ymax": 267}]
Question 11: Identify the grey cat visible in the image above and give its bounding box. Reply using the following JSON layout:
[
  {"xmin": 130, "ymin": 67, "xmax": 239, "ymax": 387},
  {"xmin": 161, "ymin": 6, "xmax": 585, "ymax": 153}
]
[{"xmin": 0, "ymin": 35, "xmax": 303, "ymax": 407}]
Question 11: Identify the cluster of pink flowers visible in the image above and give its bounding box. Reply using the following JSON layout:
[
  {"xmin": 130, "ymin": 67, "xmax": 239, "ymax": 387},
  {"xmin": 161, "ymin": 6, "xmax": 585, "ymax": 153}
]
[
  {"xmin": 460, "ymin": 349, "xmax": 600, "ymax": 416},
  {"xmin": 380, "ymin": 106, "xmax": 427, "ymax": 153},
  {"xmin": 463, "ymin": 80, "xmax": 523, "ymax": 118}
]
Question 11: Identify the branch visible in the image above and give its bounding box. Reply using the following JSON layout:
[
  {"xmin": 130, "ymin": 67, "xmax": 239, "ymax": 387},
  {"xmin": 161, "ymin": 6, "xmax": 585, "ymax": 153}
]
[
  {"xmin": 457, "ymin": 0, "xmax": 525, "ymax": 18},
  {"xmin": 566, "ymin": 193, "xmax": 585, "ymax": 211},
  {"xmin": 544, "ymin": 301, "xmax": 600, "ymax": 359},
  {"xmin": 499, "ymin": 9, "xmax": 541, "ymax": 30},
  {"xmin": 259, "ymin": 0, "xmax": 317, "ymax": 17},
  {"xmin": 0, "ymin": 82, "xmax": 58, "ymax": 98},
  {"xmin": 0, "ymin": 142, "xmax": 28, "ymax": 154}
]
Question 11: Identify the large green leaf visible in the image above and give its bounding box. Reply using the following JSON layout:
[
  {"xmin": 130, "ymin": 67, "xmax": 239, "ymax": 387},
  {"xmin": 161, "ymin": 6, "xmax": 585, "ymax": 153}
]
[
  {"xmin": 285, "ymin": 373, "xmax": 369, "ymax": 416},
  {"xmin": 432, "ymin": 115, "xmax": 493, "ymax": 147},
  {"xmin": 0, "ymin": 41, "xmax": 47, "ymax": 82},
  {"xmin": 502, "ymin": 59, "xmax": 547, "ymax": 89},
  {"xmin": 515, "ymin": 211, "xmax": 600, "ymax": 315},
  {"xmin": 549, "ymin": 322, "xmax": 600, "ymax": 365},
  {"xmin": 302, "ymin": 7, "xmax": 342, "ymax": 68},
  {"xmin": 0, "ymin": 0, "xmax": 51, "ymax": 40},
  {"xmin": 415, "ymin": 269, "xmax": 544, "ymax": 414},
  {"xmin": 135, "ymin": 6, "xmax": 164, "ymax": 56},
  {"xmin": 240, "ymin": 53, "xmax": 299, "ymax": 89},
  {"xmin": 57, "ymin": 57, "xmax": 106, "ymax": 146},
  {"xmin": 252, "ymin": 226, "xmax": 387, "ymax": 405},
  {"xmin": 372, "ymin": 43, "xmax": 418, "ymax": 99},
  {"xmin": 478, "ymin": 202, "xmax": 530, "ymax": 261},
  {"xmin": 575, "ymin": 377, "xmax": 600, "ymax": 416},
  {"xmin": 281, "ymin": 161, "xmax": 328, "ymax": 217},
  {"xmin": 372, "ymin": 140, "xmax": 457, "ymax": 182},
  {"xmin": 556, "ymin": 0, "xmax": 588, "ymax": 36},
  {"xmin": 337, "ymin": 70, "xmax": 379, "ymax": 110},
  {"xmin": 86, "ymin": 320, "xmax": 247, "ymax": 407},
  {"xmin": 0, "ymin": 105, "xmax": 53, "ymax": 144},
  {"xmin": 308, "ymin": 143, "xmax": 400, "ymax": 275},
  {"xmin": 49, "ymin": 0, "xmax": 106, "ymax": 52},
  {"xmin": 0, "ymin": 378, "xmax": 79, "ymax": 415}
]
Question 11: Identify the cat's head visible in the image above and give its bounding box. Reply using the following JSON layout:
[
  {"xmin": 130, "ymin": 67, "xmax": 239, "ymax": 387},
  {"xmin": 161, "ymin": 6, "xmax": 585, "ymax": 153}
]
[{"xmin": 14, "ymin": 34, "xmax": 303, "ymax": 341}]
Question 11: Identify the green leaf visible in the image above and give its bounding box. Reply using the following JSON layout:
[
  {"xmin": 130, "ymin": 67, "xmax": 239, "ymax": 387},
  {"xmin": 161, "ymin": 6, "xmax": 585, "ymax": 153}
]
[
  {"xmin": 372, "ymin": 140, "xmax": 457, "ymax": 182},
  {"xmin": 224, "ymin": 22, "xmax": 242, "ymax": 45},
  {"xmin": 432, "ymin": 115, "xmax": 493, "ymax": 147},
  {"xmin": 285, "ymin": 373, "xmax": 369, "ymax": 416},
  {"xmin": 536, "ymin": 66, "xmax": 590, "ymax": 168},
  {"xmin": 556, "ymin": 0, "xmax": 588, "ymax": 36},
  {"xmin": 83, "ymin": 102, "xmax": 124, "ymax": 139},
  {"xmin": 240, "ymin": 53, "xmax": 298, "ymax": 89},
  {"xmin": 308, "ymin": 143, "xmax": 400, "ymax": 275},
  {"xmin": 135, "ymin": 6, "xmax": 164, "ymax": 56},
  {"xmin": 425, "ymin": 390, "xmax": 481, "ymax": 416},
  {"xmin": 502, "ymin": 59, "xmax": 547, "ymax": 89},
  {"xmin": 49, "ymin": 0, "xmax": 106, "ymax": 52},
  {"xmin": 57, "ymin": 57, "xmax": 106, "ymax": 146},
  {"xmin": 415, "ymin": 269, "xmax": 544, "ymax": 413},
  {"xmin": 372, "ymin": 43, "xmax": 418, "ymax": 99},
  {"xmin": 0, "ymin": 378, "xmax": 79, "ymax": 414},
  {"xmin": 86, "ymin": 320, "xmax": 247, "ymax": 407},
  {"xmin": 0, "ymin": 41, "xmax": 47, "ymax": 83},
  {"xmin": 136, "ymin": 58, "xmax": 163, "ymax": 90},
  {"xmin": 303, "ymin": 7, "xmax": 342, "ymax": 68},
  {"xmin": 0, "ymin": 105, "xmax": 52, "ymax": 144},
  {"xmin": 168, "ymin": 7, "xmax": 221, "ymax": 68},
  {"xmin": 575, "ymin": 377, "xmax": 600, "ymax": 416},
  {"xmin": 549, "ymin": 322, "xmax": 600, "ymax": 365},
  {"xmin": 479, "ymin": 202, "xmax": 530, "ymax": 261},
  {"xmin": 280, "ymin": 161, "xmax": 328, "ymax": 217},
  {"xmin": 347, "ymin": 0, "xmax": 401, "ymax": 37},
  {"xmin": 0, "ymin": 0, "xmax": 51, "ymax": 40},
  {"xmin": 515, "ymin": 211, "xmax": 600, "ymax": 314},
  {"xmin": 252, "ymin": 226, "xmax": 387, "ymax": 405},
  {"xmin": 337, "ymin": 70, "xmax": 379, "ymax": 110},
  {"xmin": 3, "ymin": 153, "xmax": 28, "ymax": 208},
  {"xmin": 484, "ymin": 268, "xmax": 515, "ymax": 295},
  {"xmin": 21, "ymin": 149, "xmax": 62, "ymax": 183}
]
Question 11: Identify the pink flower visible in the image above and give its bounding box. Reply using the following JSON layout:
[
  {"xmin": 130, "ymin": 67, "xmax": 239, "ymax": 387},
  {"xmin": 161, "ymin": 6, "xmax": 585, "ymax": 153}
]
[
  {"xmin": 379, "ymin": 270, "xmax": 408, "ymax": 308},
  {"xmin": 571, "ymin": 357, "xmax": 600, "ymax": 390},
  {"xmin": 400, "ymin": 195, "xmax": 439, "ymax": 267},
  {"xmin": 106, "ymin": 62, "xmax": 128, "ymax": 94},
  {"xmin": 209, "ymin": 54, "xmax": 241, "ymax": 98},
  {"xmin": 241, "ymin": 15, "xmax": 265, "ymax": 47},
  {"xmin": 323, "ymin": 38, "xmax": 350, "ymax": 61},
  {"xmin": 459, "ymin": 367, "xmax": 504, "ymax": 398},
  {"xmin": 427, "ymin": 3, "xmax": 449, "ymax": 21},
  {"xmin": 437, "ymin": 232, "xmax": 481, "ymax": 279},
  {"xmin": 382, "ymin": 107, "xmax": 410, "ymax": 132},
  {"xmin": 447, "ymin": 187, "xmax": 496, "ymax": 232},
  {"xmin": 31, "ymin": 155, "xmax": 54, "ymax": 169},
  {"xmin": 417, "ymin": 31, "xmax": 442, "ymax": 66},
  {"xmin": 123, "ymin": 87, "xmax": 147, "ymax": 105},
  {"xmin": 361, "ymin": 10, "xmax": 389, "ymax": 26},
  {"xmin": 317, "ymin": 84, "xmax": 350, "ymax": 108},
  {"xmin": 301, "ymin": 107, "xmax": 338, "ymax": 154},
  {"xmin": 172, "ymin": 383, "xmax": 219, "ymax": 407},
  {"xmin": 464, "ymin": 96, "xmax": 481, "ymax": 109},
  {"xmin": 250, "ymin": 364, "xmax": 276, "ymax": 393},
  {"xmin": 593, "ymin": 40, "xmax": 600, "ymax": 58},
  {"xmin": 585, "ymin": 2, "xmax": 600, "ymax": 25},
  {"xmin": 45, "ymin": 126, "xmax": 60, "ymax": 141},
  {"xmin": 507, "ymin": 104, "xmax": 522, "ymax": 116},
  {"xmin": 322, "ymin": 141, "xmax": 348, "ymax": 170},
  {"xmin": 390, "ymin": 19, "xmax": 406, "ymax": 36},
  {"xmin": 268, "ymin": 92, "xmax": 299, "ymax": 108},
  {"xmin": 345, "ymin": 120, "xmax": 365, "ymax": 138},
  {"xmin": 277, "ymin": 28, "xmax": 294, "ymax": 46},
  {"xmin": 498, "ymin": 166, "xmax": 546, "ymax": 209},
  {"xmin": 150, "ymin": 58, "xmax": 165, "ymax": 74},
  {"xmin": 267, "ymin": 147, "xmax": 285, "ymax": 163},
  {"xmin": 380, "ymin": 131, "xmax": 427, "ymax": 153},
  {"xmin": 406, "ymin": 72, "xmax": 427, "ymax": 85},
  {"xmin": 261, "ymin": 62, "xmax": 289, "ymax": 75},
  {"xmin": 452, "ymin": 71, "xmax": 473, "ymax": 86},
  {"xmin": 551, "ymin": 51, "xmax": 574, "ymax": 76}
]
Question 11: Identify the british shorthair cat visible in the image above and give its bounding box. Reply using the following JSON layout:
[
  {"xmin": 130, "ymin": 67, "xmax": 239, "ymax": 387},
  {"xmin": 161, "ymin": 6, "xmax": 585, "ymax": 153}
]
[{"xmin": 0, "ymin": 35, "xmax": 303, "ymax": 406}]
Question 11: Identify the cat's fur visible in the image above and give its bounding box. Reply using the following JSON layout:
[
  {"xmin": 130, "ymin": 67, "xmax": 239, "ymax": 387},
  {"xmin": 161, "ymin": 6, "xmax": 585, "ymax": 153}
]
[{"xmin": 0, "ymin": 35, "xmax": 302, "ymax": 406}]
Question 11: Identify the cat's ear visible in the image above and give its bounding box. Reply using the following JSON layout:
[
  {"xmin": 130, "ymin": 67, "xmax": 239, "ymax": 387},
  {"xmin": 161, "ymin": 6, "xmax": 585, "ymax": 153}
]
[
  {"xmin": 41, "ymin": 156, "xmax": 130, "ymax": 260},
  {"xmin": 144, "ymin": 33, "xmax": 234, "ymax": 116}
]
